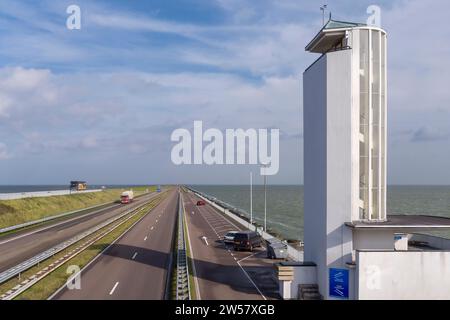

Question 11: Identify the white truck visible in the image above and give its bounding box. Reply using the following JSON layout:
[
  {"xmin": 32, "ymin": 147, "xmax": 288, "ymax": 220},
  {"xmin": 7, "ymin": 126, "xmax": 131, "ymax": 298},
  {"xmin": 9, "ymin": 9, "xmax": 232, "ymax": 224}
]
[{"xmin": 120, "ymin": 190, "xmax": 134, "ymax": 204}]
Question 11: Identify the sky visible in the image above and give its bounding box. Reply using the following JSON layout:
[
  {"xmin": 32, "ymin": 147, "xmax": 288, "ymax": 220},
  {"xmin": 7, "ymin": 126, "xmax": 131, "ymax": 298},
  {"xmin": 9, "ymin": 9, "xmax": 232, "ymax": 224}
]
[{"xmin": 0, "ymin": 0, "xmax": 449, "ymax": 185}]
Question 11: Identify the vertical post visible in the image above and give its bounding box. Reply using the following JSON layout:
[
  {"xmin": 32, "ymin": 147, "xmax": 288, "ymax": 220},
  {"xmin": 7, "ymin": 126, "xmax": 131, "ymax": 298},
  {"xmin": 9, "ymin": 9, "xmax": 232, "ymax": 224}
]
[
  {"xmin": 264, "ymin": 167, "xmax": 267, "ymax": 232},
  {"xmin": 250, "ymin": 172, "xmax": 253, "ymax": 226},
  {"xmin": 377, "ymin": 31, "xmax": 382, "ymax": 221},
  {"xmin": 368, "ymin": 29, "xmax": 373, "ymax": 221}
]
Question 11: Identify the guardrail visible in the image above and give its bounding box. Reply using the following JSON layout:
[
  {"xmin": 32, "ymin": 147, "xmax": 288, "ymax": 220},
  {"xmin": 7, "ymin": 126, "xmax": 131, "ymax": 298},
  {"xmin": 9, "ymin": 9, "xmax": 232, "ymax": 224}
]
[
  {"xmin": 175, "ymin": 193, "xmax": 191, "ymax": 300},
  {"xmin": 0, "ymin": 199, "xmax": 153, "ymax": 286},
  {"xmin": 185, "ymin": 186, "xmax": 304, "ymax": 262}
]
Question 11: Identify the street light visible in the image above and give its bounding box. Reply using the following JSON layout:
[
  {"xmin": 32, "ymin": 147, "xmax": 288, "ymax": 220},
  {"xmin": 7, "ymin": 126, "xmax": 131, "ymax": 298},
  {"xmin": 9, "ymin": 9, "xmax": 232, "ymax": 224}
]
[
  {"xmin": 250, "ymin": 171, "xmax": 253, "ymax": 227},
  {"xmin": 260, "ymin": 163, "xmax": 268, "ymax": 232}
]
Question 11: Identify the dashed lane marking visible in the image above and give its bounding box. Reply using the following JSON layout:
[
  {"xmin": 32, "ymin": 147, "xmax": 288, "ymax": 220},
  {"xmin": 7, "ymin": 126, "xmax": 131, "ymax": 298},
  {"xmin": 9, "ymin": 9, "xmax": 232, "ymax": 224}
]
[{"xmin": 109, "ymin": 282, "xmax": 119, "ymax": 295}]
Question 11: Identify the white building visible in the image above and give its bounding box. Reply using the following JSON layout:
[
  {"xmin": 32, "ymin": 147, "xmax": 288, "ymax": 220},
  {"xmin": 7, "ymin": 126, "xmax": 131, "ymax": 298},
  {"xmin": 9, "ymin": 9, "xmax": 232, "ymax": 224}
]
[{"xmin": 278, "ymin": 19, "xmax": 450, "ymax": 300}]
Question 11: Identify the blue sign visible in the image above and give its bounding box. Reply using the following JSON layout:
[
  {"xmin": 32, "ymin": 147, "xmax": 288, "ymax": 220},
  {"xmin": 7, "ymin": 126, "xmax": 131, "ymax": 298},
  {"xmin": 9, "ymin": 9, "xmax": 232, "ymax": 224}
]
[{"xmin": 329, "ymin": 268, "xmax": 349, "ymax": 299}]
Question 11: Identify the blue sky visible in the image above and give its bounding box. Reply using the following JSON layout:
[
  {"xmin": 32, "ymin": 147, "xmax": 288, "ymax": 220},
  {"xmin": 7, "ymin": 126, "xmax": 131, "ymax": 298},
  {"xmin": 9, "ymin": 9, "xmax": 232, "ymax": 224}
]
[{"xmin": 0, "ymin": 0, "xmax": 449, "ymax": 185}]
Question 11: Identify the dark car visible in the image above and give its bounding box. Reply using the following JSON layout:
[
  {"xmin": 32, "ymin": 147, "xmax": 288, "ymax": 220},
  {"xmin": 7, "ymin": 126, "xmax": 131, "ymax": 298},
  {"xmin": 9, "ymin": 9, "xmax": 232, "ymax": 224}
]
[
  {"xmin": 233, "ymin": 231, "xmax": 262, "ymax": 251},
  {"xmin": 196, "ymin": 200, "xmax": 206, "ymax": 206},
  {"xmin": 223, "ymin": 231, "xmax": 238, "ymax": 244}
]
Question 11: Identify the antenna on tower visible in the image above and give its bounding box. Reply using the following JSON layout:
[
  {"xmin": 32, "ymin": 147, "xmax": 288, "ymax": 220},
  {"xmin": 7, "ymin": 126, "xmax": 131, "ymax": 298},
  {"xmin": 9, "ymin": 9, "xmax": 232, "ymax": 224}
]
[{"xmin": 320, "ymin": 4, "xmax": 328, "ymax": 26}]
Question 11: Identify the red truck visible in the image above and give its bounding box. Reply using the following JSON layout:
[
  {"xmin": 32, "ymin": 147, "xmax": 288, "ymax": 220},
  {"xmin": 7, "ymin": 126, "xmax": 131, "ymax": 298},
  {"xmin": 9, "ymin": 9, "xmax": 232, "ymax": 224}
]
[{"xmin": 120, "ymin": 190, "xmax": 134, "ymax": 204}]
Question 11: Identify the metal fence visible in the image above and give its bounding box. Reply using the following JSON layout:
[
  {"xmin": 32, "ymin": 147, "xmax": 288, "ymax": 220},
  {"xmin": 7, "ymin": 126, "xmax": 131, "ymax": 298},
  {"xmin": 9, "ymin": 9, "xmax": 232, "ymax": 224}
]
[{"xmin": 175, "ymin": 193, "xmax": 191, "ymax": 300}]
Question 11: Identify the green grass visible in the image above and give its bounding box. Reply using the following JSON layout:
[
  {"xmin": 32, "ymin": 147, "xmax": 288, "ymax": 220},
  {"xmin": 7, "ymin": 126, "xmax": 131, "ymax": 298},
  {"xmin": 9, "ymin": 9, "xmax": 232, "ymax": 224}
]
[
  {"xmin": 11, "ymin": 193, "xmax": 167, "ymax": 300},
  {"xmin": 0, "ymin": 186, "xmax": 155, "ymax": 229}
]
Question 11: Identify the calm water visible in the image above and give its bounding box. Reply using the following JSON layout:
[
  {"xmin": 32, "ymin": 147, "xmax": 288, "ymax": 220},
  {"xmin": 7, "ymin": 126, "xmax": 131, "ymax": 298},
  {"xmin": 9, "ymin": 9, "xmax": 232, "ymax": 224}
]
[{"xmin": 191, "ymin": 185, "xmax": 450, "ymax": 241}]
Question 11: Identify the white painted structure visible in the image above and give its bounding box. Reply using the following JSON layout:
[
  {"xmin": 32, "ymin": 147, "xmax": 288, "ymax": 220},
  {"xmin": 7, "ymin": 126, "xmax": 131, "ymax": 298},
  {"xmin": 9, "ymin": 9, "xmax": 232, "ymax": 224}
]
[
  {"xmin": 356, "ymin": 250, "xmax": 450, "ymax": 300},
  {"xmin": 289, "ymin": 19, "xmax": 450, "ymax": 300}
]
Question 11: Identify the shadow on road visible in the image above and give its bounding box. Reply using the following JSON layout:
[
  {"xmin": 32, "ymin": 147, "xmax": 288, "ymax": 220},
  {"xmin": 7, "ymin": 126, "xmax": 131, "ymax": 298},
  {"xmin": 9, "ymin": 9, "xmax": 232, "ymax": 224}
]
[{"xmin": 93, "ymin": 243, "xmax": 280, "ymax": 299}]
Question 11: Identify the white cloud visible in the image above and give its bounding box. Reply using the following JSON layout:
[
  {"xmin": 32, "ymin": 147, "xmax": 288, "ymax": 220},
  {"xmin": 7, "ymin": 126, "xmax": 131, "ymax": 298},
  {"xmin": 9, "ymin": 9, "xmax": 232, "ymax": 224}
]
[{"xmin": 0, "ymin": 67, "xmax": 301, "ymax": 165}]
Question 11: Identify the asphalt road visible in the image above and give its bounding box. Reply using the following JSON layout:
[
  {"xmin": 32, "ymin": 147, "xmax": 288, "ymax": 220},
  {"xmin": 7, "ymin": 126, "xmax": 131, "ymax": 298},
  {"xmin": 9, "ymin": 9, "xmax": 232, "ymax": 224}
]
[
  {"xmin": 183, "ymin": 190, "xmax": 279, "ymax": 300},
  {"xmin": 0, "ymin": 191, "xmax": 159, "ymax": 273},
  {"xmin": 52, "ymin": 188, "xmax": 178, "ymax": 300}
]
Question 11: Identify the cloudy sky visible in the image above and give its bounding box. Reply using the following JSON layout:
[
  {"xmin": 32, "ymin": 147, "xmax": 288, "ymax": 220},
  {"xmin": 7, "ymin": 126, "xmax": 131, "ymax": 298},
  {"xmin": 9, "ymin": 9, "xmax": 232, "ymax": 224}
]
[{"xmin": 0, "ymin": 0, "xmax": 449, "ymax": 185}]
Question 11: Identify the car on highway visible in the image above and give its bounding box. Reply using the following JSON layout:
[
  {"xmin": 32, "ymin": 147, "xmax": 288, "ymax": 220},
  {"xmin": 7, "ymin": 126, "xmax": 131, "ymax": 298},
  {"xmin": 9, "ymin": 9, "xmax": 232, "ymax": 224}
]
[
  {"xmin": 196, "ymin": 200, "xmax": 206, "ymax": 206},
  {"xmin": 233, "ymin": 231, "xmax": 262, "ymax": 251},
  {"xmin": 223, "ymin": 231, "xmax": 239, "ymax": 244}
]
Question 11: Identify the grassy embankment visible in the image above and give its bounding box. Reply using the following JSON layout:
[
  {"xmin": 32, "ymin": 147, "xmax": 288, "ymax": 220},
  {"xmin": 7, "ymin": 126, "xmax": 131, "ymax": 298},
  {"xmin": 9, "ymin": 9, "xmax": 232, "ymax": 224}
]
[{"xmin": 0, "ymin": 186, "xmax": 155, "ymax": 229}]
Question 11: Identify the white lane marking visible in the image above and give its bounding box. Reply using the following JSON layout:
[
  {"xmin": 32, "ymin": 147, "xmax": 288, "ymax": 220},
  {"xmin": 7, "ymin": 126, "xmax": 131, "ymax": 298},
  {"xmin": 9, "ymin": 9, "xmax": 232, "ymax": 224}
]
[
  {"xmin": 237, "ymin": 251, "xmax": 260, "ymax": 263},
  {"xmin": 182, "ymin": 193, "xmax": 201, "ymax": 300},
  {"xmin": 132, "ymin": 252, "xmax": 138, "ymax": 260},
  {"xmin": 191, "ymin": 193, "xmax": 266, "ymax": 300},
  {"xmin": 202, "ymin": 236, "xmax": 209, "ymax": 246},
  {"xmin": 109, "ymin": 282, "xmax": 119, "ymax": 295},
  {"xmin": 237, "ymin": 260, "xmax": 266, "ymax": 300},
  {"xmin": 0, "ymin": 193, "xmax": 160, "ymax": 245},
  {"xmin": 144, "ymin": 236, "xmax": 148, "ymax": 241}
]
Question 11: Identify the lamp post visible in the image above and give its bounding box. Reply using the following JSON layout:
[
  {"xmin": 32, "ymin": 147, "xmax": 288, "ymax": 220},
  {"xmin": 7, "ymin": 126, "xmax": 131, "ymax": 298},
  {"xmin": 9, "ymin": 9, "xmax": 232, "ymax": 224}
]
[
  {"xmin": 250, "ymin": 172, "xmax": 253, "ymax": 227},
  {"xmin": 260, "ymin": 164, "xmax": 268, "ymax": 232}
]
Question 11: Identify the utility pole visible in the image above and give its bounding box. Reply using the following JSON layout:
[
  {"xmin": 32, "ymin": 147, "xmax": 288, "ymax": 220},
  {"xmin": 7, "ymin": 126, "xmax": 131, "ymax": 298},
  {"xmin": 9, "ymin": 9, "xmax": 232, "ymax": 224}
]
[
  {"xmin": 250, "ymin": 171, "xmax": 253, "ymax": 227},
  {"xmin": 261, "ymin": 164, "xmax": 267, "ymax": 232}
]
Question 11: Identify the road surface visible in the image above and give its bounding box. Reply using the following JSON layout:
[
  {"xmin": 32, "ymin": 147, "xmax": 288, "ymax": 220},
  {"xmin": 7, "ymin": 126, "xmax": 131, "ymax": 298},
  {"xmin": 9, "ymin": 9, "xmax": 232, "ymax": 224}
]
[
  {"xmin": 53, "ymin": 188, "xmax": 178, "ymax": 300},
  {"xmin": 183, "ymin": 190, "xmax": 279, "ymax": 300},
  {"xmin": 0, "ymin": 192, "xmax": 159, "ymax": 273}
]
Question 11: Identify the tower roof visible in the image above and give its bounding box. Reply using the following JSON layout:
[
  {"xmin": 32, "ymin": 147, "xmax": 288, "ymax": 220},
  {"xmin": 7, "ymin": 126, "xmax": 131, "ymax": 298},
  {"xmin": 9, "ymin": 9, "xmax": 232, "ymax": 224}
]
[
  {"xmin": 306, "ymin": 19, "xmax": 367, "ymax": 54},
  {"xmin": 323, "ymin": 19, "xmax": 366, "ymax": 30}
]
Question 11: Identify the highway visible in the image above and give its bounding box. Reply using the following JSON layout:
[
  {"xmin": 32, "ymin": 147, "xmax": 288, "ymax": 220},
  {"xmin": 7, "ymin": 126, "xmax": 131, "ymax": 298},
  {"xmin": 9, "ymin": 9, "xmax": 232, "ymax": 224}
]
[
  {"xmin": 52, "ymin": 188, "xmax": 178, "ymax": 300},
  {"xmin": 0, "ymin": 191, "xmax": 159, "ymax": 274},
  {"xmin": 182, "ymin": 190, "xmax": 279, "ymax": 300}
]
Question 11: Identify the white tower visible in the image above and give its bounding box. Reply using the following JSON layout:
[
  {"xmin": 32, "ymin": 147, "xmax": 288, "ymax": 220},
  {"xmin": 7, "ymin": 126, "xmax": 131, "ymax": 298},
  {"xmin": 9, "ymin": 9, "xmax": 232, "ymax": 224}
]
[{"xmin": 303, "ymin": 20, "xmax": 387, "ymax": 299}]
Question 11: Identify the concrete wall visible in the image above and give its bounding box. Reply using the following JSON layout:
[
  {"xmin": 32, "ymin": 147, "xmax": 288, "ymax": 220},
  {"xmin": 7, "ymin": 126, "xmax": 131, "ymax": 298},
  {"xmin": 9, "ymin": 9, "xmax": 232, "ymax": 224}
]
[
  {"xmin": 291, "ymin": 266, "xmax": 317, "ymax": 299},
  {"xmin": 353, "ymin": 229, "xmax": 397, "ymax": 250},
  {"xmin": 303, "ymin": 49, "xmax": 354, "ymax": 299},
  {"xmin": 303, "ymin": 53, "xmax": 328, "ymax": 295},
  {"xmin": 325, "ymin": 49, "xmax": 354, "ymax": 271},
  {"xmin": 356, "ymin": 250, "xmax": 450, "ymax": 299},
  {"xmin": 0, "ymin": 189, "xmax": 103, "ymax": 200}
]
